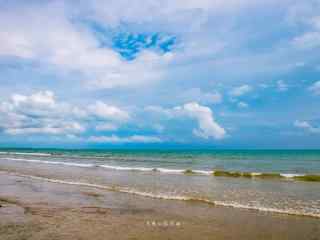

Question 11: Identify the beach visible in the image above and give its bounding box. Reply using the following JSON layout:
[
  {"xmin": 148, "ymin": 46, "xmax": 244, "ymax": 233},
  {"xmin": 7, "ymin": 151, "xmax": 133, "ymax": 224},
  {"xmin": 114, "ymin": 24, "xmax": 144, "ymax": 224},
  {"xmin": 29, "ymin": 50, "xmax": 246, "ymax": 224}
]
[
  {"xmin": 0, "ymin": 150, "xmax": 320, "ymax": 239},
  {"xmin": 1, "ymin": 171, "xmax": 320, "ymax": 240}
]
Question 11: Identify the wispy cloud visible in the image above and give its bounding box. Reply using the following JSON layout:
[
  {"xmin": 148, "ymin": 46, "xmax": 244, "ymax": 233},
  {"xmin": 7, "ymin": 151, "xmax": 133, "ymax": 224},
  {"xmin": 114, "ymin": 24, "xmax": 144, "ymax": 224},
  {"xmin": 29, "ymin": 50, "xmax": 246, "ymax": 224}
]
[
  {"xmin": 308, "ymin": 81, "xmax": 320, "ymax": 95},
  {"xmin": 294, "ymin": 120, "xmax": 320, "ymax": 134},
  {"xmin": 276, "ymin": 80, "xmax": 289, "ymax": 92},
  {"xmin": 88, "ymin": 135, "xmax": 162, "ymax": 143},
  {"xmin": 237, "ymin": 101, "xmax": 249, "ymax": 108},
  {"xmin": 229, "ymin": 85, "xmax": 252, "ymax": 97}
]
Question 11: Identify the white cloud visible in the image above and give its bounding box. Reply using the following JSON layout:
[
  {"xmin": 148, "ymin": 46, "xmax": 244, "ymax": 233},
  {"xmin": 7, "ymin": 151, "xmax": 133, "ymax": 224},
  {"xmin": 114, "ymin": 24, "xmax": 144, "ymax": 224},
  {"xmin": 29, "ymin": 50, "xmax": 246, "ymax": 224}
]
[
  {"xmin": 179, "ymin": 88, "xmax": 222, "ymax": 104},
  {"xmin": 0, "ymin": 0, "xmax": 300, "ymax": 93},
  {"xmin": 277, "ymin": 80, "xmax": 289, "ymax": 92},
  {"xmin": 237, "ymin": 101, "xmax": 248, "ymax": 108},
  {"xmin": 229, "ymin": 84, "xmax": 252, "ymax": 97},
  {"xmin": 90, "ymin": 51, "xmax": 173, "ymax": 89},
  {"xmin": 5, "ymin": 122, "xmax": 85, "ymax": 136},
  {"xmin": 0, "ymin": 91, "xmax": 129, "ymax": 137},
  {"xmin": 0, "ymin": 91, "xmax": 85, "ymax": 136},
  {"xmin": 289, "ymin": 3, "xmax": 320, "ymax": 50},
  {"xmin": 9, "ymin": 91, "xmax": 59, "ymax": 118},
  {"xmin": 0, "ymin": 91, "xmax": 57, "ymax": 120},
  {"xmin": 84, "ymin": 0, "xmax": 282, "ymax": 30},
  {"xmin": 0, "ymin": 2, "xmax": 173, "ymax": 89},
  {"xmin": 144, "ymin": 106, "xmax": 174, "ymax": 119},
  {"xmin": 176, "ymin": 102, "xmax": 226, "ymax": 139},
  {"xmin": 145, "ymin": 102, "xmax": 226, "ymax": 140},
  {"xmin": 88, "ymin": 135, "xmax": 162, "ymax": 143},
  {"xmin": 294, "ymin": 120, "xmax": 320, "ymax": 134},
  {"xmin": 12, "ymin": 91, "xmax": 55, "ymax": 108},
  {"xmin": 95, "ymin": 123, "xmax": 119, "ymax": 131},
  {"xmin": 308, "ymin": 81, "xmax": 320, "ymax": 95},
  {"xmin": 88, "ymin": 101, "xmax": 130, "ymax": 122},
  {"xmin": 292, "ymin": 32, "xmax": 320, "ymax": 49}
]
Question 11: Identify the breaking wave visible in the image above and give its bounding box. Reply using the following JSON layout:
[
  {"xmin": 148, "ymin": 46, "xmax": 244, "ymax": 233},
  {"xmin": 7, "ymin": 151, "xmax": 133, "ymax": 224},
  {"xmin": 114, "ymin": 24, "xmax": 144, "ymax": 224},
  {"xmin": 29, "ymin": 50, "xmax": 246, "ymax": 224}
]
[
  {"xmin": 1, "ymin": 157, "xmax": 320, "ymax": 182},
  {"xmin": 2, "ymin": 170, "xmax": 319, "ymax": 219}
]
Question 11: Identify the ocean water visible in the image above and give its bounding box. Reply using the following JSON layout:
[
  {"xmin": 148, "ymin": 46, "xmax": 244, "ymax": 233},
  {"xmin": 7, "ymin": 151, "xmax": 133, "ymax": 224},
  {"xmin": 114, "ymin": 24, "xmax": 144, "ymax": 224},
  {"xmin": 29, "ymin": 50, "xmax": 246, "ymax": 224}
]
[{"xmin": 0, "ymin": 149, "xmax": 320, "ymax": 218}]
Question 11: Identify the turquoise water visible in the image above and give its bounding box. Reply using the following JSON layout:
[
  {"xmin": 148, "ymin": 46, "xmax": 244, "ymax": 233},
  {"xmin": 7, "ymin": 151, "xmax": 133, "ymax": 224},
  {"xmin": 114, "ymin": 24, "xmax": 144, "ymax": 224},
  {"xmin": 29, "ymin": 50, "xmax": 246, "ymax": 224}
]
[
  {"xmin": 1, "ymin": 149, "xmax": 320, "ymax": 174},
  {"xmin": 0, "ymin": 148, "xmax": 320, "ymax": 218}
]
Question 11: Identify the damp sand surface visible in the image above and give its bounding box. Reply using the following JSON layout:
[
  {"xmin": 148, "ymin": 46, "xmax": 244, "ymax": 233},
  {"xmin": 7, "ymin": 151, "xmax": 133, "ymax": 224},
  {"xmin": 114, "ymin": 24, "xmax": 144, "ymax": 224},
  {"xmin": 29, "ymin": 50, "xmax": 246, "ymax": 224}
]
[{"xmin": 0, "ymin": 171, "xmax": 320, "ymax": 240}]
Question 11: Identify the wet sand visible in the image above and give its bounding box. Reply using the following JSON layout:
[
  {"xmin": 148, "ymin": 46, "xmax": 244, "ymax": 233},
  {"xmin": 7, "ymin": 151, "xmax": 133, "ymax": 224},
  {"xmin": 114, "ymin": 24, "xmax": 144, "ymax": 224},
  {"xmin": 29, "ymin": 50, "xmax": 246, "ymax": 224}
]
[{"xmin": 0, "ymin": 171, "xmax": 319, "ymax": 240}]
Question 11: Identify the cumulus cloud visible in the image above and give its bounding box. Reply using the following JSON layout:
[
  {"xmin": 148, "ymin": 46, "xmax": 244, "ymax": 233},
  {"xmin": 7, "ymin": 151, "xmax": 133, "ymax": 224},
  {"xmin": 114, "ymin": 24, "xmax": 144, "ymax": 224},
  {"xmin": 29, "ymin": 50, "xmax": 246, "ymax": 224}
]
[
  {"xmin": 294, "ymin": 120, "xmax": 320, "ymax": 134},
  {"xmin": 176, "ymin": 102, "xmax": 226, "ymax": 140},
  {"xmin": 229, "ymin": 84, "xmax": 252, "ymax": 97},
  {"xmin": 308, "ymin": 81, "xmax": 320, "ymax": 95},
  {"xmin": 0, "ymin": 91, "xmax": 225, "ymax": 142},
  {"xmin": 0, "ymin": 91, "xmax": 85, "ymax": 136},
  {"xmin": 8, "ymin": 91, "xmax": 59, "ymax": 118},
  {"xmin": 0, "ymin": 0, "xmax": 301, "ymax": 92},
  {"xmin": 3, "ymin": 0, "xmax": 319, "ymax": 146},
  {"xmin": 6, "ymin": 122, "xmax": 85, "ymax": 136},
  {"xmin": 88, "ymin": 135, "xmax": 162, "ymax": 143},
  {"xmin": 145, "ymin": 102, "xmax": 226, "ymax": 140},
  {"xmin": 0, "ymin": 2, "xmax": 173, "ymax": 89},
  {"xmin": 88, "ymin": 101, "xmax": 130, "ymax": 122},
  {"xmin": 0, "ymin": 91, "xmax": 130, "ymax": 137},
  {"xmin": 12, "ymin": 91, "xmax": 55, "ymax": 108}
]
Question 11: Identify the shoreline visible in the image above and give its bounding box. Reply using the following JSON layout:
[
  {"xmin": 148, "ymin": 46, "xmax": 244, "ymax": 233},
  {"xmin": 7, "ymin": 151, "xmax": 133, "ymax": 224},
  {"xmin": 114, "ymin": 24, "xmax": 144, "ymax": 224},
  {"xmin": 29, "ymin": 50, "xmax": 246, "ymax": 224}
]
[
  {"xmin": 0, "ymin": 171, "xmax": 319, "ymax": 239},
  {"xmin": 2, "ymin": 169, "xmax": 320, "ymax": 219},
  {"xmin": 2, "ymin": 156, "xmax": 320, "ymax": 182}
]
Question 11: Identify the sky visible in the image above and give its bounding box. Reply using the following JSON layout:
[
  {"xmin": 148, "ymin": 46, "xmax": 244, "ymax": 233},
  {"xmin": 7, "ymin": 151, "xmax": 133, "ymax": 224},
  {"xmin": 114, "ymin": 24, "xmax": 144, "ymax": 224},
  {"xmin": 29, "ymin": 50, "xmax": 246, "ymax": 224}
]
[{"xmin": 0, "ymin": 0, "xmax": 320, "ymax": 149}]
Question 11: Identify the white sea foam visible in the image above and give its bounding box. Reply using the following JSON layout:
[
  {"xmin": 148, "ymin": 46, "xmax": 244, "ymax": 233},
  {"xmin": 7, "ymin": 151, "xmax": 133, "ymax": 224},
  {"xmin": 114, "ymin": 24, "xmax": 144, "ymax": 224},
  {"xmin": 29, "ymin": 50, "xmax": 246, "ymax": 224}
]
[
  {"xmin": 250, "ymin": 172, "xmax": 262, "ymax": 176},
  {"xmin": 0, "ymin": 151, "xmax": 52, "ymax": 156},
  {"xmin": 280, "ymin": 173, "xmax": 305, "ymax": 178},
  {"xmin": 1, "ymin": 157, "xmax": 316, "ymax": 180},
  {"xmin": 193, "ymin": 170, "xmax": 212, "ymax": 175},
  {"xmin": 100, "ymin": 164, "xmax": 154, "ymax": 172},
  {"xmin": 157, "ymin": 168, "xmax": 185, "ymax": 174},
  {"xmin": 100, "ymin": 166, "xmax": 212, "ymax": 175},
  {"xmin": 2, "ymin": 158, "xmax": 94, "ymax": 168},
  {"xmin": 212, "ymin": 201, "xmax": 320, "ymax": 218},
  {"xmin": 2, "ymin": 170, "xmax": 319, "ymax": 219}
]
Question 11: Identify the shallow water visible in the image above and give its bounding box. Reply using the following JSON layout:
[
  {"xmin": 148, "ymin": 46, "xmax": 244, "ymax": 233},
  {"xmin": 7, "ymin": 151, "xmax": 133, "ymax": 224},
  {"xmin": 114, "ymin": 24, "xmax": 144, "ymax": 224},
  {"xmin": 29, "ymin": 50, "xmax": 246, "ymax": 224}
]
[
  {"xmin": 1, "ymin": 149, "xmax": 320, "ymax": 173},
  {"xmin": 0, "ymin": 149, "xmax": 320, "ymax": 218}
]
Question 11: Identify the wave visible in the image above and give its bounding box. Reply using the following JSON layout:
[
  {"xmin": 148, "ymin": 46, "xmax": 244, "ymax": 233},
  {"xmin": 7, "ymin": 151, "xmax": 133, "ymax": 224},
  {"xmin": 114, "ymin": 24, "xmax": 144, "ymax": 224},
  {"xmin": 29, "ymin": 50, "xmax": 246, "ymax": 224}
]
[
  {"xmin": 1, "ymin": 158, "xmax": 94, "ymax": 168},
  {"xmin": 1, "ymin": 157, "xmax": 319, "ymax": 182},
  {"xmin": 100, "ymin": 164, "xmax": 156, "ymax": 172},
  {"xmin": 2, "ymin": 170, "xmax": 319, "ymax": 219},
  {"xmin": 211, "ymin": 170, "xmax": 320, "ymax": 182},
  {"xmin": 0, "ymin": 151, "xmax": 183, "ymax": 164},
  {"xmin": 0, "ymin": 151, "xmax": 52, "ymax": 157}
]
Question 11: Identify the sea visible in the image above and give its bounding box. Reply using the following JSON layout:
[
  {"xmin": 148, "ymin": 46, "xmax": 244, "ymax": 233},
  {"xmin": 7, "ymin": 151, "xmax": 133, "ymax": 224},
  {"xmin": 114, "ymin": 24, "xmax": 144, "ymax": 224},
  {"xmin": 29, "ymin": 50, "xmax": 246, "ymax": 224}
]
[{"xmin": 0, "ymin": 149, "xmax": 319, "ymax": 218}]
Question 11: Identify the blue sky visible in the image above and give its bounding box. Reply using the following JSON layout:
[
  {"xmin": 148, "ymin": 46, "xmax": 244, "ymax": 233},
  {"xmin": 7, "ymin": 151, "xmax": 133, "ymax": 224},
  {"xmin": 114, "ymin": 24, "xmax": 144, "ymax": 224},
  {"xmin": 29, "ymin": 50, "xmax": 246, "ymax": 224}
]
[{"xmin": 0, "ymin": 0, "xmax": 320, "ymax": 149}]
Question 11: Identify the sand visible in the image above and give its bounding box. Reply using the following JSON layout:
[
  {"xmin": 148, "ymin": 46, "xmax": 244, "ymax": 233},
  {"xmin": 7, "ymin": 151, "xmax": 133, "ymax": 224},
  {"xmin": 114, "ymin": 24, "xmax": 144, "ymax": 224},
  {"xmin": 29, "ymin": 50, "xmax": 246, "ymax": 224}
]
[{"xmin": 0, "ymin": 171, "xmax": 319, "ymax": 240}]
